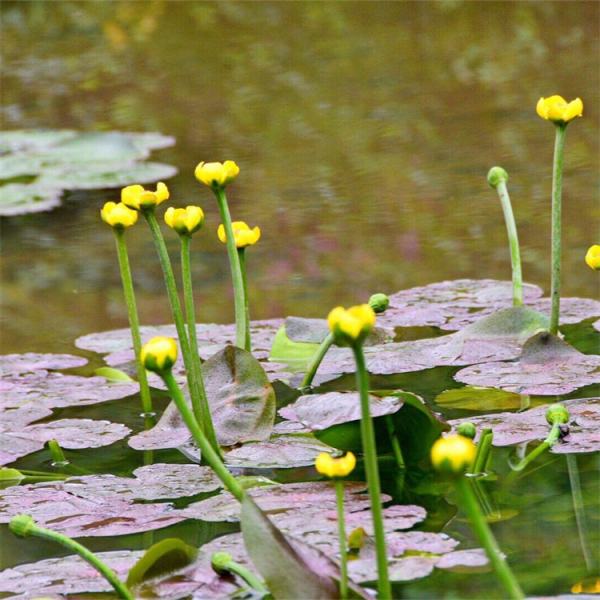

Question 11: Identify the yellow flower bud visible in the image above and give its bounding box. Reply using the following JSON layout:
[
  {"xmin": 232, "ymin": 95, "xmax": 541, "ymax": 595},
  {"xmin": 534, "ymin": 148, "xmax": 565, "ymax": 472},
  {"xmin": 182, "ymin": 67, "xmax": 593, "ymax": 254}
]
[
  {"xmin": 536, "ymin": 95, "xmax": 583, "ymax": 124},
  {"xmin": 140, "ymin": 336, "xmax": 178, "ymax": 373},
  {"xmin": 121, "ymin": 182, "xmax": 170, "ymax": 210},
  {"xmin": 217, "ymin": 221, "xmax": 261, "ymax": 248},
  {"xmin": 164, "ymin": 206, "xmax": 205, "ymax": 236},
  {"xmin": 194, "ymin": 161, "xmax": 240, "ymax": 188},
  {"xmin": 100, "ymin": 201, "xmax": 138, "ymax": 229},
  {"xmin": 430, "ymin": 434, "xmax": 476, "ymax": 475},
  {"xmin": 314, "ymin": 452, "xmax": 356, "ymax": 478},
  {"xmin": 327, "ymin": 304, "xmax": 376, "ymax": 345},
  {"xmin": 585, "ymin": 245, "xmax": 600, "ymax": 271}
]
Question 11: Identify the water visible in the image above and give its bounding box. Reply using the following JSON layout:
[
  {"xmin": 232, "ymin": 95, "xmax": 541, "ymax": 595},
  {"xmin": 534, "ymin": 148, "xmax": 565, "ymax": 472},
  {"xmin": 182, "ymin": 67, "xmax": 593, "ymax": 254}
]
[{"xmin": 1, "ymin": 2, "xmax": 599, "ymax": 597}]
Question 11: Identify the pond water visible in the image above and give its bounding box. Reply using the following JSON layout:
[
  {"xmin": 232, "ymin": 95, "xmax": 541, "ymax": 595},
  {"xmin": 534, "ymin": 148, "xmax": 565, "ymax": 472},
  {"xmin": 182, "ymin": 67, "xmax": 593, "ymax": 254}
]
[{"xmin": 1, "ymin": 2, "xmax": 599, "ymax": 598}]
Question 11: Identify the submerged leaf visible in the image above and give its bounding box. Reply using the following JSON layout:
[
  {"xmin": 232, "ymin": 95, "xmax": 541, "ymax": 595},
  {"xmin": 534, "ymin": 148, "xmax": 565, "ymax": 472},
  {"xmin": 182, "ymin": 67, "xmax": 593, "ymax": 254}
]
[
  {"xmin": 450, "ymin": 397, "xmax": 600, "ymax": 453},
  {"xmin": 454, "ymin": 332, "xmax": 600, "ymax": 395},
  {"xmin": 435, "ymin": 386, "xmax": 548, "ymax": 411}
]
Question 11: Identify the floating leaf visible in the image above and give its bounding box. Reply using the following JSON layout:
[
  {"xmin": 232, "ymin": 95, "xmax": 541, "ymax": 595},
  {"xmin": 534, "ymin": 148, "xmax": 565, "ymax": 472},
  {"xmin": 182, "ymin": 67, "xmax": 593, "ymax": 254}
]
[
  {"xmin": 269, "ymin": 326, "xmax": 320, "ymax": 370},
  {"xmin": 435, "ymin": 386, "xmax": 548, "ymax": 412},
  {"xmin": 0, "ymin": 417, "xmax": 130, "ymax": 466},
  {"xmin": 450, "ymin": 397, "xmax": 600, "ymax": 454},
  {"xmin": 0, "ymin": 182, "xmax": 63, "ymax": 216},
  {"xmin": 94, "ymin": 366, "xmax": 135, "ymax": 382},
  {"xmin": 0, "ymin": 129, "xmax": 78, "ymax": 153},
  {"xmin": 377, "ymin": 279, "xmax": 544, "ymax": 331},
  {"xmin": 224, "ymin": 434, "xmax": 341, "ymax": 469},
  {"xmin": 128, "ymin": 400, "xmax": 191, "ymax": 451},
  {"xmin": 527, "ymin": 297, "xmax": 600, "ymax": 325},
  {"xmin": 0, "ymin": 352, "xmax": 87, "ymax": 375},
  {"xmin": 126, "ymin": 538, "xmax": 198, "ymax": 587},
  {"xmin": 454, "ymin": 332, "xmax": 600, "ymax": 395},
  {"xmin": 318, "ymin": 307, "xmax": 549, "ymax": 376},
  {"xmin": 594, "ymin": 319, "xmax": 600, "ymax": 333}
]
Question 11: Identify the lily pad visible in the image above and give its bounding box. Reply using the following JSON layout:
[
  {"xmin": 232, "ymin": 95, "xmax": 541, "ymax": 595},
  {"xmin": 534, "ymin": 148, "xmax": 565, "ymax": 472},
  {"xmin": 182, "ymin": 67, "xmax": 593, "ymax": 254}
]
[
  {"xmin": 0, "ymin": 352, "xmax": 87, "ymax": 375},
  {"xmin": 435, "ymin": 386, "xmax": 547, "ymax": 412},
  {"xmin": 527, "ymin": 297, "xmax": 600, "ymax": 326},
  {"xmin": 318, "ymin": 306, "xmax": 549, "ymax": 376},
  {"xmin": 0, "ymin": 417, "xmax": 131, "ymax": 466},
  {"xmin": 377, "ymin": 279, "xmax": 544, "ymax": 331},
  {"xmin": 450, "ymin": 397, "xmax": 600, "ymax": 454},
  {"xmin": 0, "ymin": 130, "xmax": 177, "ymax": 216},
  {"xmin": 454, "ymin": 332, "xmax": 600, "ymax": 395}
]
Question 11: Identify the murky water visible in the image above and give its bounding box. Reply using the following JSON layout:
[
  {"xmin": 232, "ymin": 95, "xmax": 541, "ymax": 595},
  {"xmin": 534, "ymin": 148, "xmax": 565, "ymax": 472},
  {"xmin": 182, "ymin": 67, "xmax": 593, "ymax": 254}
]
[{"xmin": 1, "ymin": 2, "xmax": 599, "ymax": 597}]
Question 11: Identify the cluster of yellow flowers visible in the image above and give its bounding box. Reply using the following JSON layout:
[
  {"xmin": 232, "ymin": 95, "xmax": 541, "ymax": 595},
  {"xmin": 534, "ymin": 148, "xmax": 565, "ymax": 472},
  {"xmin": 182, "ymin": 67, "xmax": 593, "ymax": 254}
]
[{"xmin": 99, "ymin": 161, "xmax": 260, "ymax": 248}]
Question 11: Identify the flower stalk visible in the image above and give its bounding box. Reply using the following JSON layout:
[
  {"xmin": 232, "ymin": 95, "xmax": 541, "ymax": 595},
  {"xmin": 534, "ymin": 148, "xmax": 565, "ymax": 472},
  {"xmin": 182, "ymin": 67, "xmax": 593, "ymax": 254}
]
[
  {"xmin": 143, "ymin": 209, "xmax": 220, "ymax": 454},
  {"xmin": 237, "ymin": 248, "xmax": 252, "ymax": 352},
  {"xmin": 335, "ymin": 480, "xmax": 349, "ymax": 600},
  {"xmin": 214, "ymin": 188, "xmax": 248, "ymax": 350},
  {"xmin": 211, "ymin": 551, "xmax": 267, "ymax": 592},
  {"xmin": 549, "ymin": 124, "xmax": 567, "ymax": 335},
  {"xmin": 113, "ymin": 229, "xmax": 153, "ymax": 416},
  {"xmin": 352, "ymin": 344, "xmax": 391, "ymax": 599},
  {"xmin": 9, "ymin": 515, "xmax": 133, "ymax": 600}
]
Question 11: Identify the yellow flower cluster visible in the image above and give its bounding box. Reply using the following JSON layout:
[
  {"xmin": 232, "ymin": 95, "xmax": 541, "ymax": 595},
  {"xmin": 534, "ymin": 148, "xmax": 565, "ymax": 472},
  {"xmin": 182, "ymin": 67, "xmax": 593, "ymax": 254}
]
[
  {"xmin": 536, "ymin": 96, "xmax": 583, "ymax": 124},
  {"xmin": 121, "ymin": 182, "xmax": 170, "ymax": 210},
  {"xmin": 217, "ymin": 221, "xmax": 261, "ymax": 248},
  {"xmin": 164, "ymin": 206, "xmax": 205, "ymax": 236},
  {"xmin": 327, "ymin": 304, "xmax": 376, "ymax": 344},
  {"xmin": 141, "ymin": 336, "xmax": 178, "ymax": 373},
  {"xmin": 585, "ymin": 245, "xmax": 600, "ymax": 271},
  {"xmin": 430, "ymin": 434, "xmax": 476, "ymax": 475},
  {"xmin": 195, "ymin": 161, "xmax": 240, "ymax": 188},
  {"xmin": 315, "ymin": 452, "xmax": 356, "ymax": 478},
  {"xmin": 100, "ymin": 202, "xmax": 138, "ymax": 229}
]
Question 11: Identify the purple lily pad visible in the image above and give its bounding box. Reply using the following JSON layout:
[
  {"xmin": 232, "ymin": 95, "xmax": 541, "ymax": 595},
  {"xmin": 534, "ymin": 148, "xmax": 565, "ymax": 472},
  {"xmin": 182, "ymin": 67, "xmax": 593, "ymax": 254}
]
[
  {"xmin": 224, "ymin": 434, "xmax": 342, "ymax": 469},
  {"xmin": 0, "ymin": 418, "xmax": 131, "ymax": 466},
  {"xmin": 279, "ymin": 391, "xmax": 405, "ymax": 430},
  {"xmin": 454, "ymin": 332, "xmax": 600, "ymax": 395},
  {"xmin": 0, "ymin": 549, "xmax": 143, "ymax": 597},
  {"xmin": 435, "ymin": 548, "xmax": 489, "ymax": 570},
  {"xmin": 527, "ymin": 297, "xmax": 600, "ymax": 326},
  {"xmin": 450, "ymin": 397, "xmax": 600, "ymax": 454},
  {"xmin": 377, "ymin": 279, "xmax": 544, "ymax": 331},
  {"xmin": 0, "ymin": 353, "xmax": 87, "ymax": 376},
  {"xmin": 318, "ymin": 306, "xmax": 549, "ymax": 376},
  {"xmin": 594, "ymin": 319, "xmax": 600, "ymax": 333},
  {"xmin": 1, "ymin": 370, "xmax": 139, "ymax": 411},
  {"xmin": 182, "ymin": 481, "xmax": 383, "ymax": 523}
]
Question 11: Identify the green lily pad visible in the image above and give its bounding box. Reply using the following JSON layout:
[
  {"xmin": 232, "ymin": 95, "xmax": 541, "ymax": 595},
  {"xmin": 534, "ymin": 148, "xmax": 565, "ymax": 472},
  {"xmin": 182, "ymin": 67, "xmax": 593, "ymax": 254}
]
[
  {"xmin": 0, "ymin": 183, "xmax": 63, "ymax": 216},
  {"xmin": 435, "ymin": 386, "xmax": 548, "ymax": 411}
]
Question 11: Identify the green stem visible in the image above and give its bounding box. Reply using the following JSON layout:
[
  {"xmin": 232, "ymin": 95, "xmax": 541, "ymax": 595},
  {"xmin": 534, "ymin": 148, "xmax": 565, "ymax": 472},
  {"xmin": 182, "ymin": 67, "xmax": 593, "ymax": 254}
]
[
  {"xmin": 213, "ymin": 188, "xmax": 246, "ymax": 349},
  {"xmin": 16, "ymin": 521, "xmax": 133, "ymax": 599},
  {"xmin": 385, "ymin": 416, "xmax": 405, "ymax": 471},
  {"xmin": 162, "ymin": 370, "xmax": 244, "ymax": 502},
  {"xmin": 113, "ymin": 229, "xmax": 153, "ymax": 415},
  {"xmin": 496, "ymin": 180, "xmax": 523, "ymax": 306},
  {"xmin": 550, "ymin": 124, "xmax": 567, "ymax": 336},
  {"xmin": 180, "ymin": 234, "xmax": 219, "ymax": 449},
  {"xmin": 335, "ymin": 480, "xmax": 349, "ymax": 600},
  {"xmin": 143, "ymin": 210, "xmax": 220, "ymax": 454},
  {"xmin": 217, "ymin": 558, "xmax": 267, "ymax": 592},
  {"xmin": 300, "ymin": 332, "xmax": 334, "ymax": 391},
  {"xmin": 509, "ymin": 423, "xmax": 560, "ymax": 472},
  {"xmin": 472, "ymin": 429, "xmax": 493, "ymax": 475},
  {"xmin": 455, "ymin": 478, "xmax": 524, "ymax": 600},
  {"xmin": 352, "ymin": 344, "xmax": 391, "ymax": 600},
  {"xmin": 237, "ymin": 248, "xmax": 252, "ymax": 352},
  {"xmin": 566, "ymin": 454, "xmax": 595, "ymax": 571}
]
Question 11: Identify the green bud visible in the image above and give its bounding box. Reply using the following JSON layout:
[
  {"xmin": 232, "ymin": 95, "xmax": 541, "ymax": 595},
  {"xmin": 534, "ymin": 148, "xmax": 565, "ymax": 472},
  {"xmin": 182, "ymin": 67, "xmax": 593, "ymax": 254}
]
[
  {"xmin": 348, "ymin": 526, "xmax": 367, "ymax": 552},
  {"xmin": 487, "ymin": 166, "xmax": 509, "ymax": 188},
  {"xmin": 211, "ymin": 551, "xmax": 233, "ymax": 574},
  {"xmin": 368, "ymin": 293, "xmax": 390, "ymax": 314},
  {"xmin": 9, "ymin": 514, "xmax": 36, "ymax": 537},
  {"xmin": 545, "ymin": 403, "xmax": 569, "ymax": 426},
  {"xmin": 457, "ymin": 422, "xmax": 477, "ymax": 440}
]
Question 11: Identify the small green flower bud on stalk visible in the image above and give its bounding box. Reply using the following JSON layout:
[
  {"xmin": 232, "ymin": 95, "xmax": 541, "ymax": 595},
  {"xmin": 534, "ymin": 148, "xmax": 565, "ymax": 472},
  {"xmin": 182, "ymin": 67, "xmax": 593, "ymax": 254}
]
[
  {"xmin": 487, "ymin": 166, "xmax": 509, "ymax": 188},
  {"xmin": 368, "ymin": 293, "xmax": 390, "ymax": 314},
  {"xmin": 457, "ymin": 422, "xmax": 477, "ymax": 440},
  {"xmin": 211, "ymin": 551, "xmax": 234, "ymax": 574},
  {"xmin": 9, "ymin": 514, "xmax": 35, "ymax": 537},
  {"xmin": 546, "ymin": 403, "xmax": 570, "ymax": 426}
]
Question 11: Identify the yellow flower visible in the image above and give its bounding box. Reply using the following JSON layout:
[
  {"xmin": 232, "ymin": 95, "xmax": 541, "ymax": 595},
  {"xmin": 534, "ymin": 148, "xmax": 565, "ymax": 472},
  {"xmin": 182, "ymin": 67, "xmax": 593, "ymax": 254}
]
[
  {"xmin": 164, "ymin": 206, "xmax": 205, "ymax": 236},
  {"xmin": 327, "ymin": 304, "xmax": 376, "ymax": 345},
  {"xmin": 536, "ymin": 95, "xmax": 583, "ymax": 124},
  {"xmin": 217, "ymin": 221, "xmax": 261, "ymax": 248},
  {"xmin": 315, "ymin": 452, "xmax": 356, "ymax": 478},
  {"xmin": 194, "ymin": 161, "xmax": 240, "ymax": 188},
  {"xmin": 585, "ymin": 245, "xmax": 600, "ymax": 271},
  {"xmin": 140, "ymin": 336, "xmax": 178, "ymax": 373},
  {"xmin": 121, "ymin": 182, "xmax": 170, "ymax": 210},
  {"xmin": 100, "ymin": 201, "xmax": 138, "ymax": 229},
  {"xmin": 430, "ymin": 434, "xmax": 476, "ymax": 475}
]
